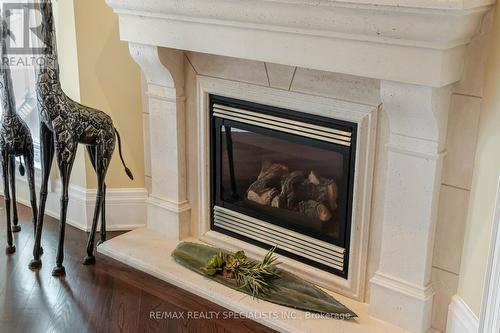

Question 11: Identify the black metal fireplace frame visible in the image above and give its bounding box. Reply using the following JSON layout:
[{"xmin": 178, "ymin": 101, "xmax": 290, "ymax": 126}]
[{"xmin": 209, "ymin": 95, "xmax": 357, "ymax": 278}]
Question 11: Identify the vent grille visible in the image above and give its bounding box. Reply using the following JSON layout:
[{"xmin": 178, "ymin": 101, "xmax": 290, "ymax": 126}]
[
  {"xmin": 213, "ymin": 104, "xmax": 351, "ymax": 146},
  {"xmin": 213, "ymin": 205, "xmax": 345, "ymax": 271}
]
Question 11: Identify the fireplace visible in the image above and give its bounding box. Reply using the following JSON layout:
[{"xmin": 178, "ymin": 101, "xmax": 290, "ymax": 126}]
[
  {"xmin": 102, "ymin": 0, "xmax": 492, "ymax": 331},
  {"xmin": 210, "ymin": 95, "xmax": 357, "ymax": 278}
]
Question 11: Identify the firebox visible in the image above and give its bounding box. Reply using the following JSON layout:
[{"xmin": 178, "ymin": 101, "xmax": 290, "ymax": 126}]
[{"xmin": 210, "ymin": 95, "xmax": 357, "ymax": 278}]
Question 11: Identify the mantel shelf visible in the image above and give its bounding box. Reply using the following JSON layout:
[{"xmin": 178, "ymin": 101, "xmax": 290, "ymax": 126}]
[{"xmin": 106, "ymin": 0, "xmax": 494, "ymax": 87}]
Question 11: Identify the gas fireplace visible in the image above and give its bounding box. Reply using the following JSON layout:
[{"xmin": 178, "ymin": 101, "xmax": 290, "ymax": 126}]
[
  {"xmin": 210, "ymin": 95, "xmax": 357, "ymax": 278},
  {"xmin": 103, "ymin": 0, "xmax": 490, "ymax": 329}
]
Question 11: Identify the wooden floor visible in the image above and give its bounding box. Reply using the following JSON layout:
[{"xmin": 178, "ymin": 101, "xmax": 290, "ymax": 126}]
[{"xmin": 0, "ymin": 203, "xmax": 276, "ymax": 333}]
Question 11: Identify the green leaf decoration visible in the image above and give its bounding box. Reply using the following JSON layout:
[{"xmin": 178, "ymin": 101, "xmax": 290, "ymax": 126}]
[
  {"xmin": 172, "ymin": 242, "xmax": 357, "ymax": 319},
  {"xmin": 202, "ymin": 252, "xmax": 225, "ymax": 276}
]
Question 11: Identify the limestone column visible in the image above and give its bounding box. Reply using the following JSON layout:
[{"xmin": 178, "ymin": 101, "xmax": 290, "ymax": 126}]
[
  {"xmin": 370, "ymin": 80, "xmax": 452, "ymax": 332},
  {"xmin": 128, "ymin": 44, "xmax": 190, "ymax": 239}
]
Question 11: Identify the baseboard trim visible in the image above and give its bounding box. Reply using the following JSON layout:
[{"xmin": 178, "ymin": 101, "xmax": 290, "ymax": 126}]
[
  {"xmin": 1, "ymin": 174, "xmax": 147, "ymax": 232},
  {"xmin": 446, "ymin": 295, "xmax": 478, "ymax": 333}
]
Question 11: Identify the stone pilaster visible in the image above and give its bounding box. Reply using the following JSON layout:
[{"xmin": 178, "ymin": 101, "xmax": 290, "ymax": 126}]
[
  {"xmin": 129, "ymin": 44, "xmax": 190, "ymax": 239},
  {"xmin": 370, "ymin": 80, "xmax": 452, "ymax": 332}
]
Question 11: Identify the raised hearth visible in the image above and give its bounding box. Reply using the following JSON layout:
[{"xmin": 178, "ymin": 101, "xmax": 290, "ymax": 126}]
[{"xmin": 99, "ymin": 228, "xmax": 409, "ymax": 333}]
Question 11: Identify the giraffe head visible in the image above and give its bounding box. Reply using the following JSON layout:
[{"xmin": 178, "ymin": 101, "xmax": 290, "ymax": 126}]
[
  {"xmin": 0, "ymin": 9, "xmax": 17, "ymax": 117},
  {"xmin": 37, "ymin": 0, "xmax": 56, "ymax": 54},
  {"xmin": 33, "ymin": 0, "xmax": 59, "ymax": 75}
]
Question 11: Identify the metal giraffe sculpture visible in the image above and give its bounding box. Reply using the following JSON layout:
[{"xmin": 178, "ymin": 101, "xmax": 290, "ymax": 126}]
[
  {"xmin": 0, "ymin": 10, "xmax": 38, "ymax": 254},
  {"xmin": 29, "ymin": 0, "xmax": 133, "ymax": 276}
]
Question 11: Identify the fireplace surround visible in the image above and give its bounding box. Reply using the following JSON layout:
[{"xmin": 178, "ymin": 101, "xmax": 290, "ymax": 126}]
[
  {"xmin": 196, "ymin": 76, "xmax": 377, "ymax": 302},
  {"xmin": 100, "ymin": 1, "xmax": 495, "ymax": 332}
]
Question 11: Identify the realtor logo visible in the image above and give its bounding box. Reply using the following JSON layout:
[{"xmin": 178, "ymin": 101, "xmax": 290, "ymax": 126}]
[{"xmin": 2, "ymin": 2, "xmax": 47, "ymax": 55}]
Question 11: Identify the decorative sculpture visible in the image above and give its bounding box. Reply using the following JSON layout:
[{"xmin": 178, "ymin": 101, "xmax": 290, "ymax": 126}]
[
  {"xmin": 0, "ymin": 10, "xmax": 38, "ymax": 254},
  {"xmin": 173, "ymin": 242, "xmax": 357, "ymax": 318},
  {"xmin": 29, "ymin": 0, "xmax": 133, "ymax": 276}
]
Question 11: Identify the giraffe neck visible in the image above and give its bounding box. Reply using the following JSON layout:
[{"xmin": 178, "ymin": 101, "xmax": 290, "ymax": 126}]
[
  {"xmin": 35, "ymin": 0, "xmax": 61, "ymax": 91},
  {"xmin": 0, "ymin": 27, "xmax": 17, "ymax": 119}
]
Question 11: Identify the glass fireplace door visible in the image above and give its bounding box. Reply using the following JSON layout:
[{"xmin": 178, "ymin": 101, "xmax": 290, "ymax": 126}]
[{"xmin": 211, "ymin": 96, "xmax": 357, "ymax": 277}]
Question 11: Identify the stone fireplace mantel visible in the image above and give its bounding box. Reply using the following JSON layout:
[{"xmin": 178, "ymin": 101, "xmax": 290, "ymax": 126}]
[
  {"xmin": 102, "ymin": 1, "xmax": 495, "ymax": 332},
  {"xmin": 107, "ymin": 0, "xmax": 493, "ymax": 86}
]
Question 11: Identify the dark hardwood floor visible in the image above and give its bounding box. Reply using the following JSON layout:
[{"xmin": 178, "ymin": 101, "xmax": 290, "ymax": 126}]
[{"xmin": 0, "ymin": 203, "xmax": 277, "ymax": 333}]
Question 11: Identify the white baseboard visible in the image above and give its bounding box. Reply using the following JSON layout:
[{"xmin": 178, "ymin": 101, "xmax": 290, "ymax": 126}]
[
  {"xmin": 0, "ymin": 173, "xmax": 147, "ymax": 232},
  {"xmin": 446, "ymin": 295, "xmax": 478, "ymax": 333}
]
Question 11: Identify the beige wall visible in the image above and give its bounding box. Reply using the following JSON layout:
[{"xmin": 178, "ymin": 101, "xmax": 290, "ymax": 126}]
[
  {"xmin": 53, "ymin": 0, "xmax": 79, "ymax": 102},
  {"xmin": 458, "ymin": 4, "xmax": 500, "ymax": 316},
  {"xmin": 53, "ymin": 0, "xmax": 144, "ymax": 189},
  {"xmin": 71, "ymin": 0, "xmax": 145, "ymax": 189},
  {"xmin": 53, "ymin": 0, "xmax": 87, "ymax": 188}
]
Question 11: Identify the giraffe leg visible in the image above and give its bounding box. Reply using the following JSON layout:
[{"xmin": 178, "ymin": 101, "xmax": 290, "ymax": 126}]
[
  {"xmin": 52, "ymin": 148, "xmax": 77, "ymax": 277},
  {"xmin": 97, "ymin": 183, "xmax": 107, "ymax": 246},
  {"xmin": 84, "ymin": 145, "xmax": 108, "ymax": 264},
  {"xmin": 98, "ymin": 140, "xmax": 115, "ymax": 246},
  {"xmin": 86, "ymin": 145, "xmax": 108, "ymax": 247},
  {"xmin": 2, "ymin": 153, "xmax": 15, "ymax": 254},
  {"xmin": 25, "ymin": 151, "xmax": 38, "ymax": 239},
  {"xmin": 83, "ymin": 145, "xmax": 98, "ymax": 265},
  {"xmin": 29, "ymin": 124, "xmax": 54, "ymax": 269},
  {"xmin": 9, "ymin": 156, "xmax": 20, "ymax": 233},
  {"xmin": 87, "ymin": 146, "xmax": 106, "ymax": 246}
]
